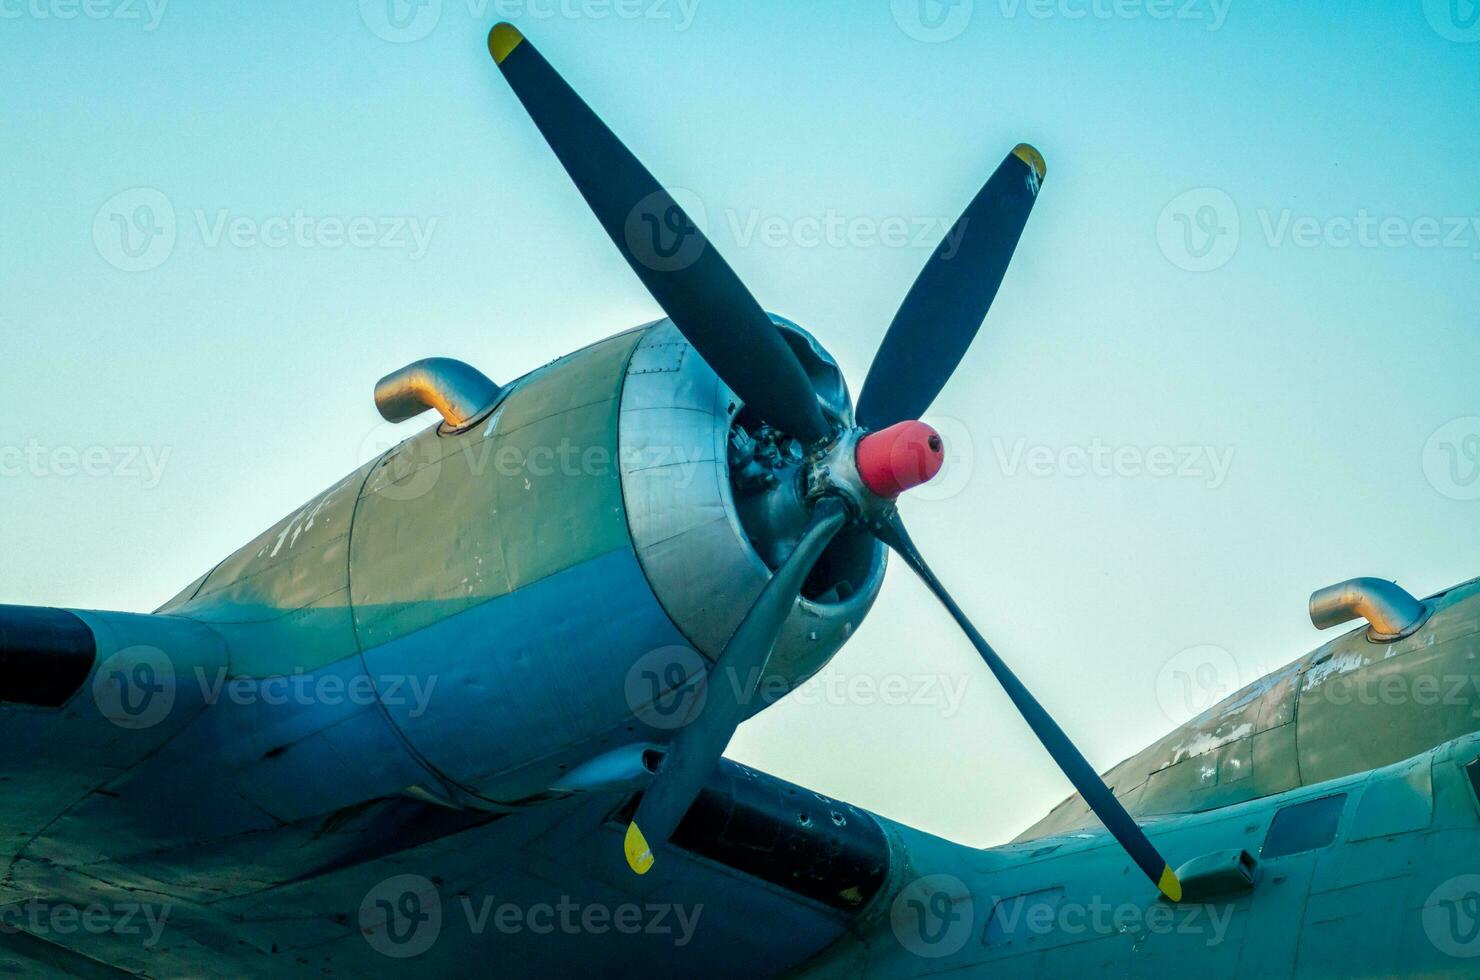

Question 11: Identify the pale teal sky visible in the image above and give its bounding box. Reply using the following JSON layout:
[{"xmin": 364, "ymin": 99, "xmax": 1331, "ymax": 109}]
[{"xmin": 3, "ymin": 1, "xmax": 1478, "ymax": 846}]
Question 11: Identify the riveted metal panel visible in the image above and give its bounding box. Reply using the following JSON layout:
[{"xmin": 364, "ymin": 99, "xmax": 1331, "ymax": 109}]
[{"xmin": 349, "ymin": 330, "xmax": 642, "ymax": 650}]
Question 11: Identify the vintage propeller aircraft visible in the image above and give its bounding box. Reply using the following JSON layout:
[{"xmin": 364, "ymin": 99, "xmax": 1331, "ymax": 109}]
[{"xmin": 3, "ymin": 21, "xmax": 1479, "ymax": 978}]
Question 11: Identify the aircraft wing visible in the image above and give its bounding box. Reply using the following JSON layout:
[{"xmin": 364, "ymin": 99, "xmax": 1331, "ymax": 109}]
[{"xmin": 0, "ymin": 760, "xmax": 892, "ymax": 978}]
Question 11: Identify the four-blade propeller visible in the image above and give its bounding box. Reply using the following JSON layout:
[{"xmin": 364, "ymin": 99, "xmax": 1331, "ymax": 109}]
[{"xmin": 488, "ymin": 23, "xmax": 1182, "ymax": 903}]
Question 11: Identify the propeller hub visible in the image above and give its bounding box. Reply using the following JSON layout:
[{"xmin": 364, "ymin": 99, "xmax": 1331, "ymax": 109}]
[
  {"xmin": 801, "ymin": 422, "xmax": 944, "ymax": 526},
  {"xmin": 854, "ymin": 421, "xmax": 945, "ymax": 498}
]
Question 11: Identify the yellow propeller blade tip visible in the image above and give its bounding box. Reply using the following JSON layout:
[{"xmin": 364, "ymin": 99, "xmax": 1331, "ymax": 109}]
[
  {"xmin": 624, "ymin": 822, "xmax": 655, "ymax": 876},
  {"xmin": 1012, "ymin": 143, "xmax": 1047, "ymax": 181},
  {"xmin": 1157, "ymin": 866, "xmax": 1183, "ymax": 903},
  {"xmin": 488, "ymin": 22, "xmax": 524, "ymax": 64}
]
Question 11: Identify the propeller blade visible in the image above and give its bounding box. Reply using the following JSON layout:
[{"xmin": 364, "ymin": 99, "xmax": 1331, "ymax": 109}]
[
  {"xmin": 487, "ymin": 24, "xmax": 830, "ymax": 445},
  {"xmin": 856, "ymin": 146, "xmax": 1046, "ymax": 431},
  {"xmin": 625, "ymin": 498, "xmax": 848, "ymax": 875},
  {"xmin": 872, "ymin": 513, "xmax": 1182, "ymax": 902}
]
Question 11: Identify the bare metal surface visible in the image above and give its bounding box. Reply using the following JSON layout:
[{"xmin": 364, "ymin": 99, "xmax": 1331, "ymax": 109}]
[
  {"xmin": 374, "ymin": 357, "xmax": 501, "ymax": 428},
  {"xmin": 619, "ymin": 320, "xmax": 885, "ymax": 689}
]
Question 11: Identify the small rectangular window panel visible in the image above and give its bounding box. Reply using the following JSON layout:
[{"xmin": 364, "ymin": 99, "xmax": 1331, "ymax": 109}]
[
  {"xmin": 1465, "ymin": 758, "xmax": 1480, "ymax": 806},
  {"xmin": 1262, "ymin": 793, "xmax": 1346, "ymax": 859}
]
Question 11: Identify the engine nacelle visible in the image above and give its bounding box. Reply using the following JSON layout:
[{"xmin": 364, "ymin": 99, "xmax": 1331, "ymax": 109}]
[{"xmin": 618, "ymin": 317, "xmax": 886, "ymax": 692}]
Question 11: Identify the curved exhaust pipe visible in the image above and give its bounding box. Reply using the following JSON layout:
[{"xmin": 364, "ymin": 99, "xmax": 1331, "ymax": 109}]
[
  {"xmin": 1309, "ymin": 577, "xmax": 1431, "ymax": 642},
  {"xmin": 375, "ymin": 358, "xmax": 501, "ymax": 429}
]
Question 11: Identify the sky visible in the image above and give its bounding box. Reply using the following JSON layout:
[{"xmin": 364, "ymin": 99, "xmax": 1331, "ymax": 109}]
[{"xmin": 2, "ymin": 0, "xmax": 1478, "ymax": 847}]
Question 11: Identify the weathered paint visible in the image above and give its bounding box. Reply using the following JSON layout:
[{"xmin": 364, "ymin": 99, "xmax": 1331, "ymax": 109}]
[
  {"xmin": 804, "ymin": 734, "xmax": 1480, "ymax": 979},
  {"xmin": 170, "ymin": 465, "xmax": 370, "ymax": 677},
  {"xmin": 164, "ymin": 328, "xmax": 644, "ymax": 678},
  {"xmin": 1023, "ymin": 576, "xmax": 1480, "ymax": 839}
]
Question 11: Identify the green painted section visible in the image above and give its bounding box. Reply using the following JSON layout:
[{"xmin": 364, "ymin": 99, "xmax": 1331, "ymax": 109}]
[
  {"xmin": 167, "ymin": 328, "xmax": 645, "ymax": 675},
  {"xmin": 349, "ymin": 329, "xmax": 642, "ymax": 649},
  {"xmin": 171, "ymin": 466, "xmax": 370, "ymax": 678},
  {"xmin": 1024, "ymin": 578, "xmax": 1480, "ymax": 839}
]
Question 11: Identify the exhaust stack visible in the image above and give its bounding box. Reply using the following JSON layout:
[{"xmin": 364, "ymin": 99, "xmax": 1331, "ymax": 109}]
[
  {"xmin": 1309, "ymin": 577, "xmax": 1431, "ymax": 642},
  {"xmin": 375, "ymin": 358, "xmax": 500, "ymax": 429}
]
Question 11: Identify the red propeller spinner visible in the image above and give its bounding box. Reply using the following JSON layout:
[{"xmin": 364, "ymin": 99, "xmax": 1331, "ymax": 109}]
[{"xmin": 854, "ymin": 420, "xmax": 946, "ymax": 498}]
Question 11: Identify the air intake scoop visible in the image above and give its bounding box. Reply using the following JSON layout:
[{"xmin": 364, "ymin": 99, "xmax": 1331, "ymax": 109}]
[
  {"xmin": 374, "ymin": 358, "xmax": 500, "ymax": 429},
  {"xmin": 1309, "ymin": 577, "xmax": 1431, "ymax": 642}
]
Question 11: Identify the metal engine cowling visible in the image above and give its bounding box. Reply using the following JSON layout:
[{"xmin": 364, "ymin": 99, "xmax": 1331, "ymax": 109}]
[{"xmin": 618, "ymin": 318, "xmax": 886, "ymax": 699}]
